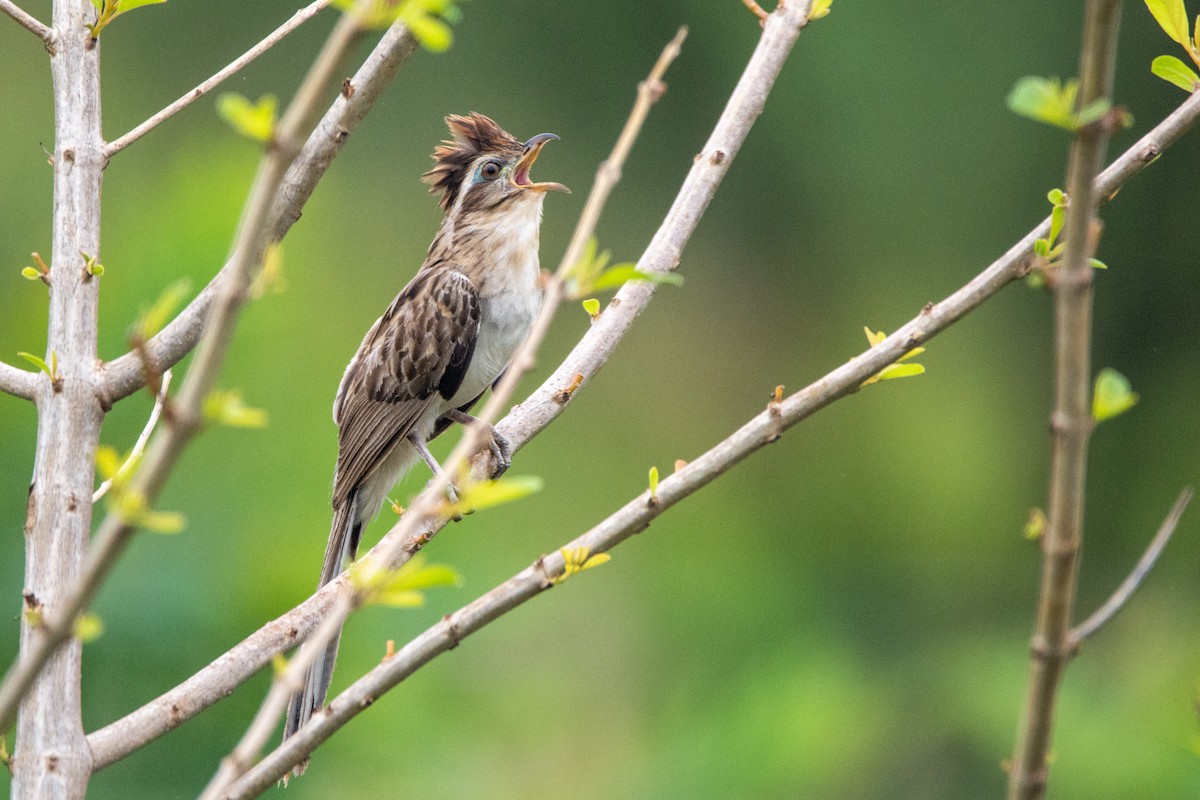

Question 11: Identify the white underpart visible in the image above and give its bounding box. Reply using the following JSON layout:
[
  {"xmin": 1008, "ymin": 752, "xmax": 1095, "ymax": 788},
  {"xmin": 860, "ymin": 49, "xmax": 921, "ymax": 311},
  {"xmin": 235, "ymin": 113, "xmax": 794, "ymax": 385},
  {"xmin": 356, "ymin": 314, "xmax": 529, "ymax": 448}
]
[{"xmin": 354, "ymin": 191, "xmax": 545, "ymax": 523}]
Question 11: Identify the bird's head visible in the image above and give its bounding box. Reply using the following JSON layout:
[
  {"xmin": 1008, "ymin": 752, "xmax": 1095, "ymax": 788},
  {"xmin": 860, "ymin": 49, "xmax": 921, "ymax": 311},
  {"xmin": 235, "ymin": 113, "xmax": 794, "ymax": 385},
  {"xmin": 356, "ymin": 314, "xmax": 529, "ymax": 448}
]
[{"xmin": 422, "ymin": 112, "xmax": 568, "ymax": 216}]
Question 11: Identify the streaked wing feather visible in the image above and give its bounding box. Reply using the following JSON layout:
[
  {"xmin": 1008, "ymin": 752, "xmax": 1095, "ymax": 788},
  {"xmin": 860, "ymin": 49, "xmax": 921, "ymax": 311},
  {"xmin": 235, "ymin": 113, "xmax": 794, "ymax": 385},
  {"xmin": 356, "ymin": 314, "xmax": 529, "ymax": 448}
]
[{"xmin": 332, "ymin": 267, "xmax": 481, "ymax": 508}]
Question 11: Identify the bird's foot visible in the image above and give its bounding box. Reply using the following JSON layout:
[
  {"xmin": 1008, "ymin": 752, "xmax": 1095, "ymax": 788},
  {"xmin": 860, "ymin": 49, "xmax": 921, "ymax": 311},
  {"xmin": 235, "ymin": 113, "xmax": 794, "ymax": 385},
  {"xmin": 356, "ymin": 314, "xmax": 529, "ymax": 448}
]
[{"xmin": 485, "ymin": 427, "xmax": 512, "ymax": 479}]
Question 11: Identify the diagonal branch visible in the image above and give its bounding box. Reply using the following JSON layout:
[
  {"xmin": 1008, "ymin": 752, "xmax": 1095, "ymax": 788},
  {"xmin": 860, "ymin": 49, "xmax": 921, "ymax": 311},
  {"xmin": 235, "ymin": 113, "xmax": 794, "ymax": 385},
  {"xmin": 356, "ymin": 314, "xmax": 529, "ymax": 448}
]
[
  {"xmin": 96, "ymin": 21, "xmax": 421, "ymax": 405},
  {"xmin": 0, "ymin": 4, "xmax": 376, "ymax": 740},
  {"xmin": 0, "ymin": 359, "xmax": 37, "ymax": 401},
  {"xmin": 1069, "ymin": 487, "xmax": 1193, "ymax": 644},
  {"xmin": 105, "ymin": 0, "xmax": 331, "ymax": 158},
  {"xmin": 0, "ymin": 0, "xmax": 53, "ymax": 45},
  {"xmin": 83, "ymin": 63, "xmax": 1200, "ymax": 775}
]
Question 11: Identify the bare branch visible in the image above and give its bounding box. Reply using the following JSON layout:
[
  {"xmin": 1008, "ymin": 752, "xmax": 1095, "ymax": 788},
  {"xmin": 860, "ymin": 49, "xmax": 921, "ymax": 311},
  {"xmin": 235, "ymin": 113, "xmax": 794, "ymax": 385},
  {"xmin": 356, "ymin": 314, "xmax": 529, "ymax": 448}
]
[
  {"xmin": 1008, "ymin": 2, "xmax": 1125, "ymax": 798},
  {"xmin": 92, "ymin": 369, "xmax": 172, "ymax": 503},
  {"xmin": 105, "ymin": 1, "xmax": 330, "ymax": 158},
  {"xmin": 1069, "ymin": 487, "xmax": 1193, "ymax": 644},
  {"xmin": 0, "ymin": 360, "xmax": 37, "ymax": 401},
  {"xmin": 0, "ymin": 4, "xmax": 374, "ymax": 740},
  {"xmin": 97, "ymin": 22, "xmax": 421, "ymax": 405},
  {"xmin": 0, "ymin": 0, "xmax": 54, "ymax": 45},
  {"xmin": 83, "ymin": 37, "xmax": 1200, "ymax": 776}
]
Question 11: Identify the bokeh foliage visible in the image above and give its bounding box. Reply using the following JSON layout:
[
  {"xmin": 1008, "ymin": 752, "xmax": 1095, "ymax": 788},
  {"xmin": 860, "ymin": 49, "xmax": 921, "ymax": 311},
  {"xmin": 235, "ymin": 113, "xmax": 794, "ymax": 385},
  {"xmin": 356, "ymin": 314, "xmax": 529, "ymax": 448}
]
[{"xmin": 1, "ymin": 1, "xmax": 1198, "ymax": 798}]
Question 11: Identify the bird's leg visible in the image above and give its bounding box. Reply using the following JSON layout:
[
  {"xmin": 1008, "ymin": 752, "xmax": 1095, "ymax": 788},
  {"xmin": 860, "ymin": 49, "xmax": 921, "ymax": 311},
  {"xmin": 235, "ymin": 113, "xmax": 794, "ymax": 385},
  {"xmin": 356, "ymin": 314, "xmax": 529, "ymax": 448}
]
[
  {"xmin": 443, "ymin": 408, "xmax": 512, "ymax": 478},
  {"xmin": 407, "ymin": 432, "xmax": 461, "ymax": 505}
]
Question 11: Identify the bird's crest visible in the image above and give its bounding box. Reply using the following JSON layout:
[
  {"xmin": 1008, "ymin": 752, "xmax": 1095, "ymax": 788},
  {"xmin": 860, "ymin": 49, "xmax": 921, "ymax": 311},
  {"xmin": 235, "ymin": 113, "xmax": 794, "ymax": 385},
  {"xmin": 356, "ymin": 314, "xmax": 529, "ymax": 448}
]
[{"xmin": 422, "ymin": 113, "xmax": 523, "ymax": 211}]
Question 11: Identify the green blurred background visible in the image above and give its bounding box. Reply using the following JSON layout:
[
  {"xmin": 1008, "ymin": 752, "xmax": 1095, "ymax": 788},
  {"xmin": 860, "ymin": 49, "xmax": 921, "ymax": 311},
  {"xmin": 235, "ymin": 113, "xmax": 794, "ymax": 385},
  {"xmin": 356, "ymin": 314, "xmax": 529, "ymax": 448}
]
[{"xmin": 2, "ymin": 1, "xmax": 1199, "ymax": 797}]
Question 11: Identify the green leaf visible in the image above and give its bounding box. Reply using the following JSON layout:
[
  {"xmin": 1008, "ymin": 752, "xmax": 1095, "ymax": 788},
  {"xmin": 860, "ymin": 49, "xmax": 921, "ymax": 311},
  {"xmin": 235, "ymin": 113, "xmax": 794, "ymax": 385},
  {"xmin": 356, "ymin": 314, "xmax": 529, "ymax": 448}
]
[
  {"xmin": 362, "ymin": 555, "xmax": 461, "ymax": 608},
  {"xmin": 1074, "ymin": 98, "xmax": 1113, "ymax": 127},
  {"xmin": 877, "ymin": 363, "xmax": 926, "ymax": 381},
  {"xmin": 1023, "ymin": 508, "xmax": 1047, "ymax": 540},
  {"xmin": 74, "ymin": 613, "xmax": 104, "ymax": 643},
  {"xmin": 204, "ymin": 389, "xmax": 269, "ymax": 428},
  {"xmin": 1049, "ymin": 203, "xmax": 1066, "ymax": 247},
  {"xmin": 402, "ymin": 8, "xmax": 453, "ymax": 51},
  {"xmin": 444, "ymin": 474, "xmax": 544, "ymax": 516},
  {"xmin": 591, "ymin": 264, "xmax": 683, "ymax": 293},
  {"xmin": 1088, "ymin": 258, "xmax": 1108, "ymax": 270},
  {"xmin": 648, "ymin": 466, "xmax": 659, "ymax": 501},
  {"xmin": 216, "ymin": 93, "xmax": 278, "ymax": 143},
  {"xmin": 1092, "ymin": 367, "xmax": 1139, "ymax": 422},
  {"xmin": 1144, "ymin": 0, "xmax": 1192, "ymax": 46},
  {"xmin": 115, "ymin": 490, "xmax": 185, "ymax": 534},
  {"xmin": 21, "ymin": 266, "xmax": 41, "ymax": 280},
  {"xmin": 581, "ymin": 298, "xmax": 601, "ymax": 317},
  {"xmin": 1007, "ymin": 76, "xmax": 1078, "ymax": 130},
  {"xmin": 17, "ymin": 351, "xmax": 51, "ymax": 377},
  {"xmin": 1151, "ymin": 54, "xmax": 1200, "ymax": 91},
  {"xmin": 136, "ymin": 279, "xmax": 192, "ymax": 341},
  {"xmin": 96, "ymin": 445, "xmax": 122, "ymax": 481},
  {"xmin": 116, "ymin": 0, "xmax": 168, "ymax": 10},
  {"xmin": 1047, "ymin": 188, "xmax": 1065, "ymax": 206}
]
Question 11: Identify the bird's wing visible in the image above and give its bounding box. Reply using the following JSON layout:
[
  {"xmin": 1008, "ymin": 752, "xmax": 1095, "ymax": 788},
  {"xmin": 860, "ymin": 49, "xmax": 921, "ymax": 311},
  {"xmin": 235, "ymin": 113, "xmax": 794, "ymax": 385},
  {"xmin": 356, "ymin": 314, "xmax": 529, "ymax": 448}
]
[{"xmin": 331, "ymin": 266, "xmax": 481, "ymax": 509}]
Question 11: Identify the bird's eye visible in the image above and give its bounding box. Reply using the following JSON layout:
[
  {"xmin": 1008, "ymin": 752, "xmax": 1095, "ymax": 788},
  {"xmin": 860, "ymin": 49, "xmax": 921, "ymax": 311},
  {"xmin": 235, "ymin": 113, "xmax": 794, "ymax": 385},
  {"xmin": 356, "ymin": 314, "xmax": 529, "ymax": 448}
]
[{"xmin": 479, "ymin": 160, "xmax": 503, "ymax": 180}]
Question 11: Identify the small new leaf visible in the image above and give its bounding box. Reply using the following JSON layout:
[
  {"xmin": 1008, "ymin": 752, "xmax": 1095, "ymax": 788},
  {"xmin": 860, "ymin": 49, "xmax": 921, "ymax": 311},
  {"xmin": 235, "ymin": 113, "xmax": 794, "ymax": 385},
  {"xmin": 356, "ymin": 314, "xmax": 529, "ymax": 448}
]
[
  {"xmin": 591, "ymin": 264, "xmax": 683, "ymax": 293},
  {"xmin": 1151, "ymin": 54, "xmax": 1200, "ymax": 91},
  {"xmin": 648, "ymin": 466, "xmax": 660, "ymax": 503},
  {"xmin": 74, "ymin": 613, "xmax": 104, "ymax": 643},
  {"xmin": 1007, "ymin": 76, "xmax": 1078, "ymax": 130},
  {"xmin": 581, "ymin": 298, "xmax": 601, "ymax": 318},
  {"xmin": 1023, "ymin": 507, "xmax": 1047, "ymax": 540},
  {"xmin": 359, "ymin": 555, "xmax": 461, "ymax": 608},
  {"xmin": 87, "ymin": 0, "xmax": 167, "ymax": 37},
  {"xmin": 550, "ymin": 546, "xmax": 611, "ymax": 585},
  {"xmin": 17, "ymin": 351, "xmax": 57, "ymax": 381},
  {"xmin": 1092, "ymin": 368, "xmax": 1139, "ymax": 422},
  {"xmin": 135, "ymin": 279, "xmax": 191, "ymax": 342},
  {"xmin": 440, "ymin": 474, "xmax": 544, "ymax": 517},
  {"xmin": 115, "ymin": 490, "xmax": 186, "ymax": 534},
  {"xmin": 21, "ymin": 266, "xmax": 41, "ymax": 280},
  {"xmin": 809, "ymin": 0, "xmax": 832, "ymax": 20},
  {"xmin": 1144, "ymin": 0, "xmax": 1192, "ymax": 47},
  {"xmin": 204, "ymin": 389, "xmax": 269, "ymax": 428},
  {"xmin": 271, "ymin": 652, "xmax": 289, "ymax": 678},
  {"xmin": 95, "ymin": 445, "xmax": 122, "ymax": 482},
  {"xmin": 217, "ymin": 93, "xmax": 278, "ymax": 143},
  {"xmin": 860, "ymin": 327, "xmax": 927, "ymax": 387},
  {"xmin": 333, "ymin": 0, "xmax": 460, "ymax": 50}
]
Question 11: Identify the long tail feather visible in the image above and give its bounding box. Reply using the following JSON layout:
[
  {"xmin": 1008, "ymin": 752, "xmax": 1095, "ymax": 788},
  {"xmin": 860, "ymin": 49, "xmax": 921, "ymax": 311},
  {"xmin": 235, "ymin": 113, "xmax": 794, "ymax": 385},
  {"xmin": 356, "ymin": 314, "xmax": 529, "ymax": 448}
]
[{"xmin": 282, "ymin": 494, "xmax": 362, "ymax": 771}]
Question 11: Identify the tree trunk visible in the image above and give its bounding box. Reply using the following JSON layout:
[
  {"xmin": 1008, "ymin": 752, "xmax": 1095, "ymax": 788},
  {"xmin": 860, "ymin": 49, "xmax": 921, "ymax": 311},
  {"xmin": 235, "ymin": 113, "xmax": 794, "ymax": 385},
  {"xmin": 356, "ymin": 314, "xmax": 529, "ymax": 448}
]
[{"xmin": 12, "ymin": 1, "xmax": 104, "ymax": 796}]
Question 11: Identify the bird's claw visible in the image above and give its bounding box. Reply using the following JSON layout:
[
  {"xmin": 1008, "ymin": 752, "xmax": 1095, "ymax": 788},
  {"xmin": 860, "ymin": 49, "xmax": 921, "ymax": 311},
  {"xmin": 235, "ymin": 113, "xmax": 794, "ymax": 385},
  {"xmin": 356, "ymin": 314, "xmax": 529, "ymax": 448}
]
[{"xmin": 487, "ymin": 428, "xmax": 512, "ymax": 478}]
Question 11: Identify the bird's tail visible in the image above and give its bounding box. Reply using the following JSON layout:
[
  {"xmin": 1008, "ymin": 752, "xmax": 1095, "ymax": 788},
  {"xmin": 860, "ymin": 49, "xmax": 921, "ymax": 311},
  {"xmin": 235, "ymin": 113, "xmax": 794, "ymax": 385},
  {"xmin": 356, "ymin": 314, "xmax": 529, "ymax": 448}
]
[{"xmin": 282, "ymin": 494, "xmax": 362, "ymax": 772}]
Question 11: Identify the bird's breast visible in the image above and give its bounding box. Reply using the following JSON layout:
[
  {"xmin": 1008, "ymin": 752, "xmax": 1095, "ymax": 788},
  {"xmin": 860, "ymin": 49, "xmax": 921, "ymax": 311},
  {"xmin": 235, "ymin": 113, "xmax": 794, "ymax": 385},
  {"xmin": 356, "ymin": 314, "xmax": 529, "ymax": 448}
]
[{"xmin": 443, "ymin": 255, "xmax": 541, "ymax": 411}]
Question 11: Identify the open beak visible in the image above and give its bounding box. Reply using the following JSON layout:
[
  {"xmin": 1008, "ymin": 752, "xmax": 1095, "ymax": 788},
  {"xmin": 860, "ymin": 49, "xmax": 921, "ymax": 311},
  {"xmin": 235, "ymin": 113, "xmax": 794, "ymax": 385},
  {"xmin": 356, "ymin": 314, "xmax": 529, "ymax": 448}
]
[{"xmin": 512, "ymin": 132, "xmax": 569, "ymax": 194}]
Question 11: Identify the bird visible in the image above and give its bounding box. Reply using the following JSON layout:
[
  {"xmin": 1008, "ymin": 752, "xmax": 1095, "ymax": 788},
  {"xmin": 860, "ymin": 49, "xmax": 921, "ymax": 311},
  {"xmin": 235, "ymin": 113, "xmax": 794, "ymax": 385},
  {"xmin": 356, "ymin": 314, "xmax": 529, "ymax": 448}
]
[{"xmin": 283, "ymin": 113, "xmax": 567, "ymax": 757}]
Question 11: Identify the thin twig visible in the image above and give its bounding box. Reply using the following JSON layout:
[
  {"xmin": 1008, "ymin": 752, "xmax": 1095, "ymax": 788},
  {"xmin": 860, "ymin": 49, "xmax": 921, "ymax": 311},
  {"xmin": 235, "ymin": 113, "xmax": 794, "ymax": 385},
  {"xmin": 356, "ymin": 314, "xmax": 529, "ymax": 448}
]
[
  {"xmin": 92, "ymin": 370, "xmax": 171, "ymax": 503},
  {"xmin": 0, "ymin": 3, "xmax": 372, "ymax": 740},
  {"xmin": 0, "ymin": 360, "xmax": 38, "ymax": 401},
  {"xmin": 97, "ymin": 23, "xmax": 421, "ymax": 404},
  {"xmin": 84, "ymin": 31, "xmax": 1200, "ymax": 776},
  {"xmin": 105, "ymin": 0, "xmax": 330, "ymax": 158},
  {"xmin": 1069, "ymin": 487, "xmax": 1193, "ymax": 644},
  {"xmin": 1008, "ymin": 2, "xmax": 1125, "ymax": 798},
  {"xmin": 0, "ymin": 0, "xmax": 54, "ymax": 44}
]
